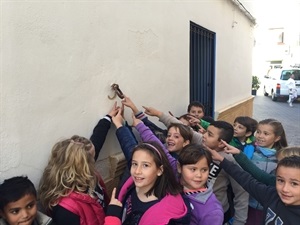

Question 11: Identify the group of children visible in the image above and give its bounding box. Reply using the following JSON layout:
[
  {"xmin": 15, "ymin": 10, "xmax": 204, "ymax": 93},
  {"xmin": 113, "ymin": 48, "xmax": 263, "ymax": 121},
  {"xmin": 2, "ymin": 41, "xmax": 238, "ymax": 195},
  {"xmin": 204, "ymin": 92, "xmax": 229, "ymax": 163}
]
[{"xmin": 1, "ymin": 98, "xmax": 300, "ymax": 225}]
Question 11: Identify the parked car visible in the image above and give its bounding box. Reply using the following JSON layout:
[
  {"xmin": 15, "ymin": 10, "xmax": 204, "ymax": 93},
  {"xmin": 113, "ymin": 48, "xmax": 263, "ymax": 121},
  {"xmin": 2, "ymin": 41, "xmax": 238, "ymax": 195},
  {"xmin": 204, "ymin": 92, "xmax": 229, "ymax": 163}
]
[{"xmin": 263, "ymin": 68, "xmax": 300, "ymax": 101}]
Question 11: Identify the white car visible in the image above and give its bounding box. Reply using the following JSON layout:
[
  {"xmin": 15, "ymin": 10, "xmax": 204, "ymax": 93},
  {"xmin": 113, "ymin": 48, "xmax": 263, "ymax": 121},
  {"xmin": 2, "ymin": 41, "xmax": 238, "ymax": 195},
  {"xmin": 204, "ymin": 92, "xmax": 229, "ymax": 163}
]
[{"xmin": 263, "ymin": 68, "xmax": 300, "ymax": 101}]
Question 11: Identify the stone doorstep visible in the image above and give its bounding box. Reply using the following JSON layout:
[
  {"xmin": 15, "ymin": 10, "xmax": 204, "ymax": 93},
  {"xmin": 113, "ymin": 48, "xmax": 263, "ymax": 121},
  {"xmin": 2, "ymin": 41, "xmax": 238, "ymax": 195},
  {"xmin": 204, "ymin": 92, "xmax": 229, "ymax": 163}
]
[{"xmin": 95, "ymin": 152, "xmax": 127, "ymax": 197}]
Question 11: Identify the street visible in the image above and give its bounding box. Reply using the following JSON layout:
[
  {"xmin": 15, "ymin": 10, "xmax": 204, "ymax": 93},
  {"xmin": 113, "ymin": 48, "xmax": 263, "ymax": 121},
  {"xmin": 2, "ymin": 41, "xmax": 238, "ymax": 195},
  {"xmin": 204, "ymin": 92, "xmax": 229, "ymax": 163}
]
[{"xmin": 253, "ymin": 92, "xmax": 300, "ymax": 146}]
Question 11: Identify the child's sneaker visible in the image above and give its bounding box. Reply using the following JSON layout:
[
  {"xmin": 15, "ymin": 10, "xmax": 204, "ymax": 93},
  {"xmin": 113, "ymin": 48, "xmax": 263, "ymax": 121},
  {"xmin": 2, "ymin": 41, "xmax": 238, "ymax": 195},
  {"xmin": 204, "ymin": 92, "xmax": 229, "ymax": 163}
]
[{"xmin": 289, "ymin": 102, "xmax": 293, "ymax": 107}]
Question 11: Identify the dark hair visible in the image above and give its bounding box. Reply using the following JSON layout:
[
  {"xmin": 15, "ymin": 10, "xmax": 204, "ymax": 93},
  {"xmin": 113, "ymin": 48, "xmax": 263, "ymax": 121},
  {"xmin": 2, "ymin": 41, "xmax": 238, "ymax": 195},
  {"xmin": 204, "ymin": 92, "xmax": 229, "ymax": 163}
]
[
  {"xmin": 178, "ymin": 114, "xmax": 191, "ymax": 122},
  {"xmin": 234, "ymin": 116, "xmax": 258, "ymax": 136},
  {"xmin": 178, "ymin": 144, "xmax": 212, "ymax": 168},
  {"xmin": 187, "ymin": 101, "xmax": 205, "ymax": 113},
  {"xmin": 258, "ymin": 119, "xmax": 287, "ymax": 150},
  {"xmin": 202, "ymin": 116, "xmax": 214, "ymax": 123},
  {"xmin": 167, "ymin": 123, "xmax": 193, "ymax": 142},
  {"xmin": 131, "ymin": 142, "xmax": 183, "ymax": 198},
  {"xmin": 0, "ymin": 176, "xmax": 37, "ymax": 211},
  {"xmin": 209, "ymin": 120, "xmax": 234, "ymax": 143},
  {"xmin": 276, "ymin": 155, "xmax": 300, "ymax": 173}
]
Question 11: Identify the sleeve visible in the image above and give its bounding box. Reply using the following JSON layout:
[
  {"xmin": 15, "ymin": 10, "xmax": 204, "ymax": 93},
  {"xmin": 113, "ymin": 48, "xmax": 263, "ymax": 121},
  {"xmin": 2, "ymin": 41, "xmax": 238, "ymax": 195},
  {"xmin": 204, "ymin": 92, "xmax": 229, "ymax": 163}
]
[
  {"xmin": 104, "ymin": 205, "xmax": 122, "ymax": 225},
  {"xmin": 159, "ymin": 113, "xmax": 202, "ymax": 144},
  {"xmin": 287, "ymin": 79, "xmax": 293, "ymax": 89},
  {"xmin": 135, "ymin": 122, "xmax": 178, "ymax": 174},
  {"xmin": 52, "ymin": 205, "xmax": 80, "ymax": 225},
  {"xmin": 228, "ymin": 172, "xmax": 249, "ymax": 225},
  {"xmin": 136, "ymin": 111, "xmax": 166, "ymax": 133},
  {"xmin": 220, "ymin": 158, "xmax": 275, "ymax": 207},
  {"xmin": 115, "ymin": 126, "xmax": 138, "ymax": 163},
  {"xmin": 199, "ymin": 119, "xmax": 210, "ymax": 130},
  {"xmin": 158, "ymin": 112, "xmax": 180, "ymax": 127},
  {"xmin": 191, "ymin": 131, "xmax": 203, "ymax": 144},
  {"xmin": 104, "ymin": 216, "xmax": 121, "ymax": 225},
  {"xmin": 90, "ymin": 115, "xmax": 112, "ymax": 160},
  {"xmin": 217, "ymin": 154, "xmax": 248, "ymax": 225},
  {"xmin": 135, "ymin": 111, "xmax": 167, "ymax": 143},
  {"xmin": 234, "ymin": 152, "xmax": 276, "ymax": 186}
]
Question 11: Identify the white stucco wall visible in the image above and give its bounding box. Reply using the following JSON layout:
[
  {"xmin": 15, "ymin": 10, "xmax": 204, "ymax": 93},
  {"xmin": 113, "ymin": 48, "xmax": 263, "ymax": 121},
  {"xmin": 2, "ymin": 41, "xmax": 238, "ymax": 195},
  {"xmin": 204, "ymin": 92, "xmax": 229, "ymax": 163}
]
[{"xmin": 0, "ymin": 1, "xmax": 254, "ymax": 186}]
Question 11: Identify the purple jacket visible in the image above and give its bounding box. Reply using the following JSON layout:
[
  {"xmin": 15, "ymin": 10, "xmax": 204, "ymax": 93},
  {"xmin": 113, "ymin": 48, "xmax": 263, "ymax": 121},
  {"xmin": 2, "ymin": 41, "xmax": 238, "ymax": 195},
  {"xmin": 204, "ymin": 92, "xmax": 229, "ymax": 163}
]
[{"xmin": 186, "ymin": 183, "xmax": 224, "ymax": 225}]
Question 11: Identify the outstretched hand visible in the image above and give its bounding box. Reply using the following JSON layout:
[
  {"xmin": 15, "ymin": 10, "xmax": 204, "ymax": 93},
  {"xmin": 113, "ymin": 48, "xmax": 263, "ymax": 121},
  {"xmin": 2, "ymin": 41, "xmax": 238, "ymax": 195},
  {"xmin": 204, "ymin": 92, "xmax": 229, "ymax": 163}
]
[
  {"xmin": 197, "ymin": 125, "xmax": 206, "ymax": 134},
  {"xmin": 108, "ymin": 102, "xmax": 120, "ymax": 117},
  {"xmin": 203, "ymin": 144, "xmax": 225, "ymax": 162},
  {"xmin": 187, "ymin": 114, "xmax": 199, "ymax": 127},
  {"xmin": 111, "ymin": 108, "xmax": 124, "ymax": 129},
  {"xmin": 143, "ymin": 106, "xmax": 162, "ymax": 117},
  {"xmin": 221, "ymin": 140, "xmax": 241, "ymax": 155},
  {"xmin": 131, "ymin": 113, "xmax": 142, "ymax": 127},
  {"xmin": 121, "ymin": 96, "xmax": 139, "ymax": 114},
  {"xmin": 108, "ymin": 188, "xmax": 122, "ymax": 207}
]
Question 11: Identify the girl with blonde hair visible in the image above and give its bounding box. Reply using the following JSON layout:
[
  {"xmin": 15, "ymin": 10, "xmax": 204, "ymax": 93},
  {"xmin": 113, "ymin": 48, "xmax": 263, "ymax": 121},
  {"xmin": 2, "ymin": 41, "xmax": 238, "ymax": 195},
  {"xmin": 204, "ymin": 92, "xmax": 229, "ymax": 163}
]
[{"xmin": 39, "ymin": 135, "xmax": 109, "ymax": 225}]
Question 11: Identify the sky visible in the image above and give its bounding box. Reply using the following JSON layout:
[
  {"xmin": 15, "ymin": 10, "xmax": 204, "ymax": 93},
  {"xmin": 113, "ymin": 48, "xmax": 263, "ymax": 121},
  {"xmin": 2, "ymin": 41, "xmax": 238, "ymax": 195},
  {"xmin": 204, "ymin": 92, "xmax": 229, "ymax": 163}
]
[
  {"xmin": 239, "ymin": 0, "xmax": 300, "ymax": 75},
  {"xmin": 240, "ymin": 0, "xmax": 300, "ymax": 28}
]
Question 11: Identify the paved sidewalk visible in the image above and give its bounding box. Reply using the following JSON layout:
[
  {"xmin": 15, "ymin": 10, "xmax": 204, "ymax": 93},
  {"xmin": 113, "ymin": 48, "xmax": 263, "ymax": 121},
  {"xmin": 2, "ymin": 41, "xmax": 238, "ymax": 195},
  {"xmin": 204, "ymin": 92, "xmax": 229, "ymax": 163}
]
[{"xmin": 253, "ymin": 93, "xmax": 300, "ymax": 146}]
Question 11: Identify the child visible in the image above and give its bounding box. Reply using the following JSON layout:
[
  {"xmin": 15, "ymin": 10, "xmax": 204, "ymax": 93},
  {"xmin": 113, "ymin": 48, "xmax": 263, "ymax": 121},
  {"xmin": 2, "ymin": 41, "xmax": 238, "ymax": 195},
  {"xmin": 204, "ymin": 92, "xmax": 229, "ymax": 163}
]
[
  {"xmin": 229, "ymin": 116, "xmax": 258, "ymax": 159},
  {"xmin": 38, "ymin": 101, "xmax": 118, "ymax": 225},
  {"xmin": 0, "ymin": 176, "xmax": 53, "ymax": 225},
  {"xmin": 140, "ymin": 105, "xmax": 202, "ymax": 145},
  {"xmin": 38, "ymin": 135, "xmax": 109, "ymax": 225},
  {"xmin": 224, "ymin": 145, "xmax": 300, "ymax": 186},
  {"xmin": 178, "ymin": 114, "xmax": 207, "ymax": 134},
  {"xmin": 207, "ymin": 146, "xmax": 300, "ymax": 224},
  {"xmin": 234, "ymin": 118, "xmax": 287, "ymax": 176},
  {"xmin": 242, "ymin": 118, "xmax": 287, "ymax": 174},
  {"xmin": 254, "ymin": 118, "xmax": 287, "ymax": 151},
  {"xmin": 164, "ymin": 123, "xmax": 193, "ymax": 159},
  {"xmin": 120, "ymin": 96, "xmax": 200, "ymax": 154},
  {"xmin": 240, "ymin": 118, "xmax": 287, "ymax": 225},
  {"xmin": 202, "ymin": 121, "xmax": 249, "ymax": 225},
  {"xmin": 118, "ymin": 96, "xmax": 202, "ymax": 144},
  {"xmin": 121, "ymin": 101, "xmax": 223, "ymax": 225},
  {"xmin": 177, "ymin": 144, "xmax": 224, "ymax": 225},
  {"xmin": 187, "ymin": 101, "xmax": 205, "ymax": 120},
  {"xmin": 187, "ymin": 101, "xmax": 212, "ymax": 132},
  {"xmin": 111, "ymin": 111, "xmax": 191, "ymax": 224}
]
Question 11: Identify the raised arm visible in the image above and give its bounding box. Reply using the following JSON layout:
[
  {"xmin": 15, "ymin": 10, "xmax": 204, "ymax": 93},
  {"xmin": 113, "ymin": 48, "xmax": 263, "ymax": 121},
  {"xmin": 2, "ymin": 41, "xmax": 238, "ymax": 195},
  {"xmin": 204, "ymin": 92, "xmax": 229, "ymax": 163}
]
[
  {"xmin": 143, "ymin": 106, "xmax": 203, "ymax": 144},
  {"xmin": 90, "ymin": 102, "xmax": 119, "ymax": 160},
  {"xmin": 220, "ymin": 158, "xmax": 274, "ymax": 208},
  {"xmin": 224, "ymin": 142, "xmax": 276, "ymax": 186},
  {"xmin": 112, "ymin": 108, "xmax": 138, "ymax": 163},
  {"xmin": 156, "ymin": 110, "xmax": 203, "ymax": 145},
  {"xmin": 206, "ymin": 144, "xmax": 274, "ymax": 205},
  {"xmin": 122, "ymin": 96, "xmax": 167, "ymax": 141},
  {"xmin": 234, "ymin": 152, "xmax": 276, "ymax": 186},
  {"xmin": 143, "ymin": 106, "xmax": 176, "ymax": 127},
  {"xmin": 131, "ymin": 115, "xmax": 178, "ymax": 174}
]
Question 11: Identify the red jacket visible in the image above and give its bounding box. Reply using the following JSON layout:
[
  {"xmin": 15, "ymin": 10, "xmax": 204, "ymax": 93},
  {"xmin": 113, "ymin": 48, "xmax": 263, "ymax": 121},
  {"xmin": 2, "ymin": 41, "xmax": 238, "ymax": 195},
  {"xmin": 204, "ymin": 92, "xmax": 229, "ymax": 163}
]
[{"xmin": 59, "ymin": 191, "xmax": 105, "ymax": 225}]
